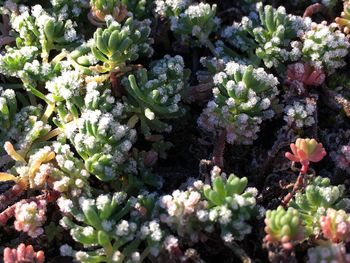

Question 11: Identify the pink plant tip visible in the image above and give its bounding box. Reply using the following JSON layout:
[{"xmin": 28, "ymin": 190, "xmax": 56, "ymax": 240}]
[
  {"xmin": 286, "ymin": 62, "xmax": 325, "ymax": 87},
  {"xmin": 285, "ymin": 138, "xmax": 327, "ymax": 174},
  {"xmin": 3, "ymin": 243, "xmax": 45, "ymax": 263}
]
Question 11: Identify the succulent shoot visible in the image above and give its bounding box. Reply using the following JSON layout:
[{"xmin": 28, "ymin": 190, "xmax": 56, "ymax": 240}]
[
  {"xmin": 285, "ymin": 138, "xmax": 326, "ymax": 174},
  {"xmin": 264, "ymin": 206, "xmax": 305, "ymax": 250},
  {"xmin": 198, "ymin": 61, "xmax": 279, "ymax": 145},
  {"xmin": 91, "ymin": 17, "xmax": 153, "ymax": 73}
]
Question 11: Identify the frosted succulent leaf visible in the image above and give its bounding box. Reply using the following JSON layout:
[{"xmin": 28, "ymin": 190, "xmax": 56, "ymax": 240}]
[{"xmin": 198, "ymin": 61, "xmax": 279, "ymax": 144}]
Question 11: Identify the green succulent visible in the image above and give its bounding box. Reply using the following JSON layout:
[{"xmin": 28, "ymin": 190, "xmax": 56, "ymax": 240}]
[
  {"xmin": 221, "ymin": 4, "xmax": 310, "ymax": 70},
  {"xmin": 59, "ymin": 192, "xmax": 163, "ymax": 263},
  {"xmin": 198, "ymin": 61, "xmax": 279, "ymax": 145},
  {"xmin": 170, "ymin": 3, "xmax": 219, "ymax": 50},
  {"xmin": 91, "ymin": 17, "xmax": 153, "ymax": 73},
  {"xmin": 264, "ymin": 206, "xmax": 305, "ymax": 248},
  {"xmin": 58, "ymin": 82, "xmax": 136, "ymax": 181},
  {"xmin": 121, "ymin": 0, "xmax": 153, "ymax": 20},
  {"xmin": 301, "ymin": 23, "xmax": 350, "ymax": 72},
  {"xmin": 0, "ymin": 46, "xmax": 38, "ymax": 77},
  {"xmin": 289, "ymin": 176, "xmax": 350, "ymax": 235},
  {"xmin": 122, "ymin": 55, "xmax": 189, "ymax": 136},
  {"xmin": 160, "ymin": 171, "xmax": 258, "ymax": 243}
]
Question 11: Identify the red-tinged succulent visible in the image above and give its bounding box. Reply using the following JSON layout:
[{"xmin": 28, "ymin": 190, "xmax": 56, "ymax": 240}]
[
  {"xmin": 335, "ymin": 1, "xmax": 350, "ymax": 34},
  {"xmin": 3, "ymin": 243, "xmax": 45, "ymax": 263},
  {"xmin": 264, "ymin": 206, "xmax": 305, "ymax": 250},
  {"xmin": 285, "ymin": 138, "xmax": 327, "ymax": 174},
  {"xmin": 286, "ymin": 62, "xmax": 325, "ymax": 87},
  {"xmin": 320, "ymin": 208, "xmax": 350, "ymax": 243}
]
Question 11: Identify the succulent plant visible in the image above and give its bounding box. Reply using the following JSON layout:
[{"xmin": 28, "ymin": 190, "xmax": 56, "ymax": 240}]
[
  {"xmin": 335, "ymin": 1, "xmax": 350, "ymax": 34},
  {"xmin": 307, "ymin": 243, "xmax": 350, "ymax": 263},
  {"xmin": 62, "ymin": 93, "xmax": 136, "ymax": 181},
  {"xmin": 13, "ymin": 198, "xmax": 47, "ymax": 238},
  {"xmin": 50, "ymin": 0, "xmax": 89, "ymax": 19},
  {"xmin": 10, "ymin": 5, "xmax": 79, "ymax": 63},
  {"xmin": 3, "ymin": 243, "xmax": 45, "ymax": 263},
  {"xmin": 59, "ymin": 192, "xmax": 163, "ymax": 263},
  {"xmin": 122, "ymin": 55, "xmax": 190, "ymax": 136},
  {"xmin": 264, "ymin": 206, "xmax": 305, "ymax": 250},
  {"xmin": 285, "ymin": 138, "xmax": 327, "ymax": 174},
  {"xmin": 121, "ymin": 0, "xmax": 153, "ymax": 20},
  {"xmin": 301, "ymin": 22, "xmax": 350, "ymax": 72},
  {"xmin": 222, "ymin": 4, "xmax": 310, "ymax": 70},
  {"xmin": 0, "ymin": 46, "xmax": 38, "ymax": 77},
  {"xmin": 154, "ymin": 0, "xmax": 190, "ymax": 17},
  {"xmin": 283, "ymin": 101, "xmax": 316, "ymax": 129},
  {"xmin": 320, "ymin": 208, "xmax": 350, "ymax": 243},
  {"xmin": 160, "ymin": 168, "xmax": 258, "ymax": 243},
  {"xmin": 91, "ymin": 16, "xmax": 153, "ymax": 73},
  {"xmin": 89, "ymin": 0, "xmax": 128, "ymax": 23},
  {"xmin": 289, "ymin": 176, "xmax": 350, "ymax": 235},
  {"xmin": 285, "ymin": 62, "xmax": 325, "ymax": 89},
  {"xmin": 170, "ymin": 3, "xmax": 220, "ymax": 51},
  {"xmin": 198, "ymin": 61, "xmax": 279, "ymax": 145}
]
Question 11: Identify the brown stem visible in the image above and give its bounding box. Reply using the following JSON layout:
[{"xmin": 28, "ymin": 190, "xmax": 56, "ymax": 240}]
[
  {"xmin": 282, "ymin": 172, "xmax": 304, "ymax": 207},
  {"xmin": 212, "ymin": 130, "xmax": 226, "ymax": 168}
]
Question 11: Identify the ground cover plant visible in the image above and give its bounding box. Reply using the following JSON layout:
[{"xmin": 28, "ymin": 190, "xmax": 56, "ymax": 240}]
[{"xmin": 1, "ymin": 0, "xmax": 350, "ymax": 262}]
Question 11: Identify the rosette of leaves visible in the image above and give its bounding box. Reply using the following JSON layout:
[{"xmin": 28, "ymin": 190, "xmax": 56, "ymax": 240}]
[
  {"xmin": 198, "ymin": 61, "xmax": 279, "ymax": 145},
  {"xmin": 301, "ymin": 23, "xmax": 349, "ymax": 72},
  {"xmin": 160, "ymin": 171, "xmax": 258, "ymax": 243},
  {"xmin": 203, "ymin": 173, "xmax": 258, "ymax": 241},
  {"xmin": 289, "ymin": 176, "xmax": 350, "ymax": 235},
  {"xmin": 264, "ymin": 206, "xmax": 305, "ymax": 250},
  {"xmin": 50, "ymin": 0, "xmax": 89, "ymax": 19},
  {"xmin": 91, "ymin": 17, "xmax": 153, "ymax": 73},
  {"xmin": 170, "ymin": 3, "xmax": 220, "ymax": 51},
  {"xmin": 5, "ymin": 143, "xmax": 90, "ymax": 196},
  {"xmin": 336, "ymin": 1, "xmax": 350, "ymax": 34},
  {"xmin": 307, "ymin": 244, "xmax": 350, "ymax": 263},
  {"xmin": 90, "ymin": 0, "xmax": 127, "ymax": 23},
  {"xmin": 122, "ymin": 55, "xmax": 190, "ymax": 136},
  {"xmin": 45, "ymin": 70, "xmax": 85, "ymax": 120},
  {"xmin": 0, "ymin": 46, "xmax": 38, "ymax": 77},
  {"xmin": 10, "ymin": 5, "xmax": 80, "ymax": 63},
  {"xmin": 59, "ymin": 82, "xmax": 136, "ymax": 181},
  {"xmin": 221, "ymin": 4, "xmax": 310, "ymax": 70},
  {"xmin": 59, "ymin": 192, "xmax": 163, "ymax": 263},
  {"xmin": 154, "ymin": 0, "xmax": 191, "ymax": 17},
  {"xmin": 0, "ymin": 89, "xmax": 51, "ymax": 157},
  {"xmin": 121, "ymin": 0, "xmax": 153, "ymax": 20}
]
